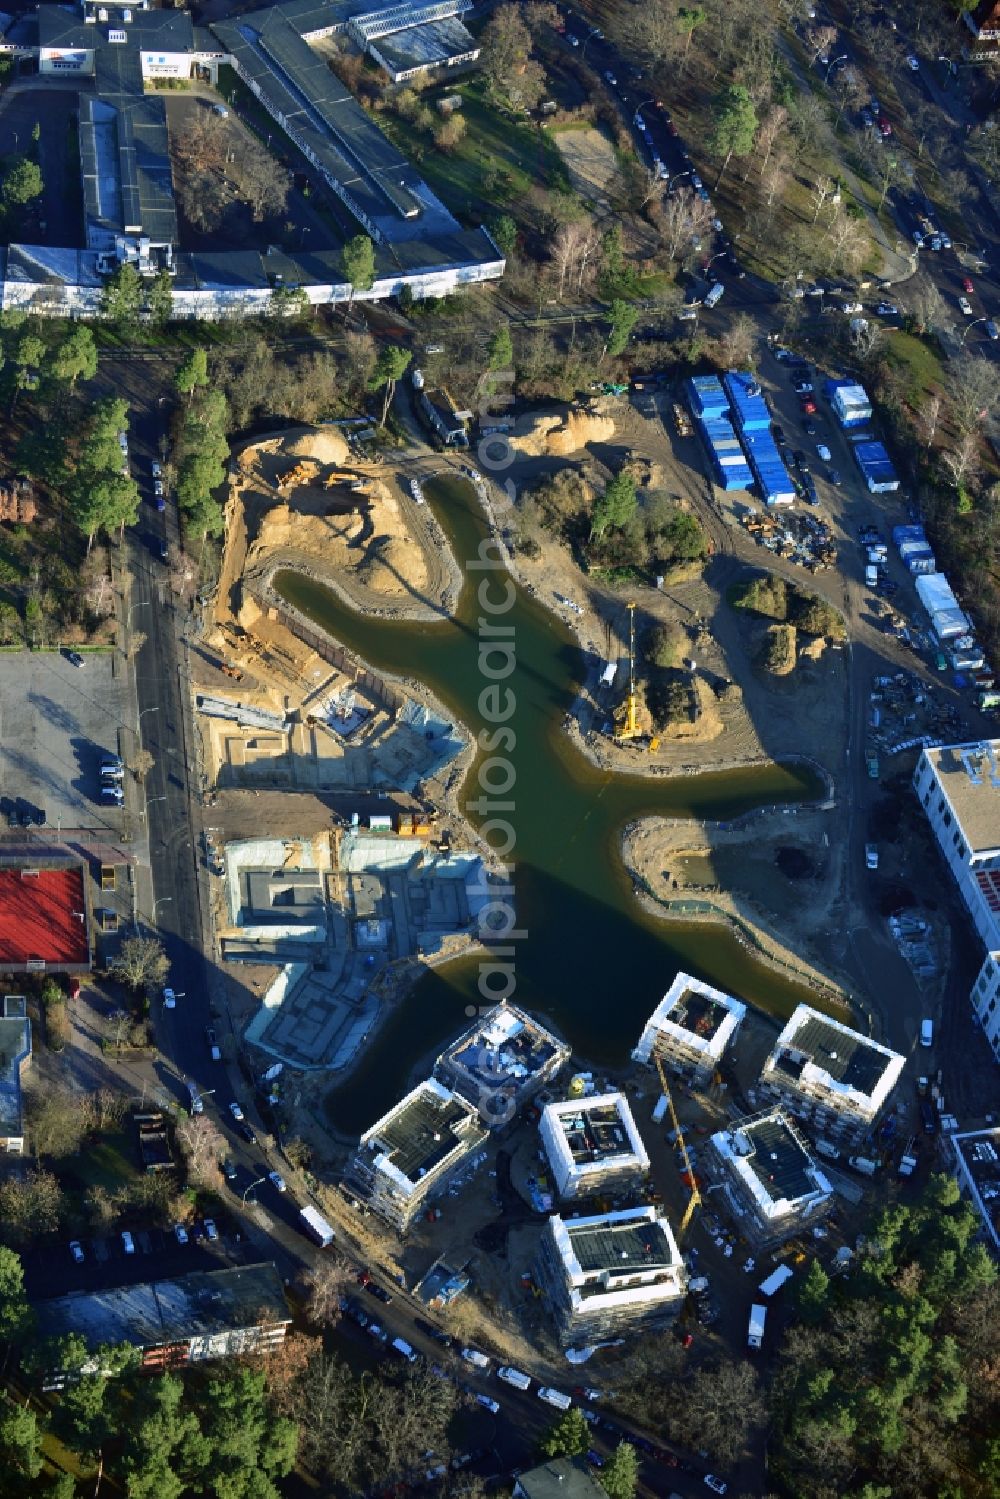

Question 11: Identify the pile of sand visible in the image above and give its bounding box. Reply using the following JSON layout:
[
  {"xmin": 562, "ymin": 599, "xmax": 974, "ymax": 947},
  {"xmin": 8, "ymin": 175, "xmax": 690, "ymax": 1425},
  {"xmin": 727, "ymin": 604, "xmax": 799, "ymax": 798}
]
[
  {"xmin": 511, "ymin": 406, "xmax": 616, "ymax": 458},
  {"xmin": 283, "ymin": 429, "xmax": 351, "ymax": 467},
  {"xmin": 356, "ymin": 536, "xmax": 420, "ymax": 594}
]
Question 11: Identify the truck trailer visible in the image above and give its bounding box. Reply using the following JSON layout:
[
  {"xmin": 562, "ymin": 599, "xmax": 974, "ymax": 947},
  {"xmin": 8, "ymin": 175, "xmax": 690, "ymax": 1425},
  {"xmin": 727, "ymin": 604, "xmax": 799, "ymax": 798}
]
[
  {"xmin": 747, "ymin": 1303, "xmax": 767, "ymax": 1349},
  {"xmin": 300, "ymin": 1204, "xmax": 335, "ymax": 1247}
]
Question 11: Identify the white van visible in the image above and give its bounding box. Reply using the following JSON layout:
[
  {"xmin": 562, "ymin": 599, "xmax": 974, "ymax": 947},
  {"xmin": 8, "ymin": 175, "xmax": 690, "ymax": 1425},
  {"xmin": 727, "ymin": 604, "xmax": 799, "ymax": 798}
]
[
  {"xmin": 497, "ymin": 1366, "xmax": 531, "ymax": 1390},
  {"xmin": 920, "ymin": 1018, "xmax": 933, "ymax": 1047},
  {"xmin": 704, "ymin": 282, "xmax": 725, "ymax": 309},
  {"xmin": 537, "ymin": 1387, "xmax": 572, "ymax": 1410},
  {"xmin": 392, "ymin": 1337, "xmax": 417, "ymax": 1362},
  {"xmin": 865, "ymin": 564, "xmax": 879, "ymax": 588}
]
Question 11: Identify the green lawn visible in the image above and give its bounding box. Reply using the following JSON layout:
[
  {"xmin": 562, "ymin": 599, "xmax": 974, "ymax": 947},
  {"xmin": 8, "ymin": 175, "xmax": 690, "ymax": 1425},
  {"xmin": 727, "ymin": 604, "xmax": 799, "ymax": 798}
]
[
  {"xmin": 68, "ymin": 1127, "xmax": 140, "ymax": 1193},
  {"xmin": 376, "ymin": 81, "xmax": 572, "ymax": 220},
  {"xmin": 885, "ymin": 331, "xmax": 945, "ymax": 405}
]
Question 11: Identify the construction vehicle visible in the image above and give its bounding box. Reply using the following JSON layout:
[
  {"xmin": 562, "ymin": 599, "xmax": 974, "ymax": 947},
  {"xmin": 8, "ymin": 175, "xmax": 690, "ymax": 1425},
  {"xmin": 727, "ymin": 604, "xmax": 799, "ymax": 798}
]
[
  {"xmin": 613, "ymin": 602, "xmax": 642, "ymax": 743},
  {"xmin": 654, "ymin": 1052, "xmax": 701, "ymax": 1237},
  {"xmin": 323, "ymin": 470, "xmax": 357, "ymax": 489},
  {"xmin": 672, "ymin": 402, "xmax": 693, "ymax": 438},
  {"xmin": 277, "ymin": 460, "xmax": 318, "ymax": 489}
]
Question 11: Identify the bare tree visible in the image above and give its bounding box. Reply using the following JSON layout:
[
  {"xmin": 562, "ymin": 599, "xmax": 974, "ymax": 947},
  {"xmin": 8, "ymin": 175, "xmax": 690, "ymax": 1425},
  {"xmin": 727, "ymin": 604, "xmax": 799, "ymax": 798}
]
[
  {"xmin": 301, "ymin": 1256, "xmax": 352, "ymax": 1329},
  {"xmin": 850, "ymin": 318, "xmax": 884, "ymax": 361},
  {"xmin": 915, "ymin": 393, "xmax": 943, "ymax": 450},
  {"xmin": 754, "ymin": 106, "xmax": 788, "ymax": 173},
  {"xmin": 114, "ymin": 935, "xmax": 169, "ymax": 992},
  {"xmin": 760, "ymin": 154, "xmax": 791, "ymax": 212},
  {"xmin": 550, "ymin": 221, "xmax": 589, "ymax": 300},
  {"xmin": 804, "ymin": 23, "xmax": 837, "ymax": 62},
  {"xmin": 717, "ymin": 313, "xmax": 758, "ymax": 370},
  {"xmin": 175, "ymin": 1114, "xmax": 226, "ymax": 1190},
  {"xmin": 659, "ymin": 188, "xmax": 714, "ymax": 262},
  {"xmin": 234, "ymin": 138, "xmax": 290, "ymax": 222},
  {"xmin": 910, "ymin": 277, "xmax": 947, "ymax": 334},
  {"xmin": 27, "ymin": 1085, "xmax": 88, "ymax": 1161},
  {"xmin": 950, "ymin": 355, "xmax": 995, "ymax": 434},
  {"xmin": 940, "ymin": 431, "xmax": 980, "ymax": 493},
  {"xmin": 833, "ymin": 65, "xmax": 867, "ymax": 129},
  {"xmin": 810, "ymin": 175, "xmax": 836, "ymax": 224}
]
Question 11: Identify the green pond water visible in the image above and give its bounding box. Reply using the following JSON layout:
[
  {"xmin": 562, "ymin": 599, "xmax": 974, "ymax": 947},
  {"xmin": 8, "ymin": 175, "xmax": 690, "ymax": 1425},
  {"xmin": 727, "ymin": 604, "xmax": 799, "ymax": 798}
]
[{"xmin": 273, "ymin": 476, "xmax": 828, "ymax": 1134}]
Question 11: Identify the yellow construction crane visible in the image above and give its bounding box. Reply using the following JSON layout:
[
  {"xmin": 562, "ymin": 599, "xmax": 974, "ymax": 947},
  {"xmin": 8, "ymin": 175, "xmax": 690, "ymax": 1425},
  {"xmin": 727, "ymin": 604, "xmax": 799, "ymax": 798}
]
[
  {"xmin": 613, "ymin": 601, "xmax": 641, "ymax": 742},
  {"xmin": 654, "ymin": 1051, "xmax": 701, "ymax": 1238}
]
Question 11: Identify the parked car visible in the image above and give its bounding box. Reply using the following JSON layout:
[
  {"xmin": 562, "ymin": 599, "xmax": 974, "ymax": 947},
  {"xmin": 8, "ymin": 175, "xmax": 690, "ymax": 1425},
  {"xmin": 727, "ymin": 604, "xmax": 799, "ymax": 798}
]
[
  {"xmin": 875, "ymin": 301, "xmax": 899, "ymax": 316},
  {"xmin": 958, "ymin": 295, "xmax": 973, "ymax": 316},
  {"xmin": 816, "ymin": 443, "xmax": 832, "ymax": 461},
  {"xmin": 163, "ymin": 987, "xmax": 177, "ymax": 1009},
  {"xmin": 203, "ymin": 1219, "xmax": 219, "ymax": 1242},
  {"xmin": 962, "ymin": 277, "xmax": 975, "ymax": 295},
  {"xmin": 69, "ymin": 1241, "xmax": 85, "ymax": 1264},
  {"xmin": 603, "ymin": 69, "xmax": 616, "ymax": 85},
  {"xmin": 174, "ymin": 1223, "xmax": 189, "ymax": 1245},
  {"xmin": 222, "ymin": 1158, "xmax": 237, "ymax": 1181},
  {"xmin": 906, "ymin": 54, "xmax": 919, "ymax": 69},
  {"xmin": 100, "ymin": 784, "xmax": 124, "ymax": 803},
  {"xmin": 828, "ymin": 468, "xmax": 842, "ymax": 486},
  {"xmin": 65, "ymin": 650, "xmax": 85, "ymax": 669},
  {"xmin": 154, "ymin": 479, "xmax": 164, "ymax": 497},
  {"xmin": 151, "ymin": 461, "xmax": 162, "ymax": 478},
  {"xmin": 987, "ymin": 321, "xmax": 999, "ymax": 341},
  {"xmin": 866, "ymin": 843, "xmax": 879, "ymax": 870},
  {"xmin": 228, "ymin": 1101, "xmax": 244, "ymax": 1122},
  {"xmin": 268, "ymin": 1171, "xmax": 287, "ymax": 1193},
  {"xmin": 461, "ymin": 1348, "xmax": 490, "ymax": 1369},
  {"xmin": 121, "ymin": 1230, "xmax": 136, "ymax": 1255},
  {"xmin": 240, "ymin": 1122, "xmax": 258, "ymax": 1145},
  {"xmin": 205, "ymin": 1026, "xmax": 221, "ymax": 1061},
  {"xmin": 800, "ymin": 398, "xmax": 818, "ymax": 415},
  {"xmin": 475, "ymin": 1393, "xmax": 500, "ymax": 1414}
]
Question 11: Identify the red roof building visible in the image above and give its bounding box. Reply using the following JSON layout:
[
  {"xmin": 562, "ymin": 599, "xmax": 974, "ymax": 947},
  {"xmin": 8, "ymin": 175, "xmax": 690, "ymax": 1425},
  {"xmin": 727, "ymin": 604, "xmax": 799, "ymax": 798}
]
[{"xmin": 0, "ymin": 864, "xmax": 91, "ymax": 972}]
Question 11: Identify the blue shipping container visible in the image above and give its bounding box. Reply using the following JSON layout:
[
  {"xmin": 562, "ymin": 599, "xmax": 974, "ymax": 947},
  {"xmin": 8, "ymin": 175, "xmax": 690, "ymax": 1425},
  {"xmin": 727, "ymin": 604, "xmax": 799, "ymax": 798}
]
[
  {"xmin": 892, "ymin": 524, "xmax": 926, "ymax": 547},
  {"xmin": 723, "ymin": 371, "xmax": 771, "ymax": 431},
  {"xmin": 688, "ymin": 375, "xmax": 727, "ymax": 420},
  {"xmin": 854, "ymin": 441, "xmax": 899, "ymax": 493}
]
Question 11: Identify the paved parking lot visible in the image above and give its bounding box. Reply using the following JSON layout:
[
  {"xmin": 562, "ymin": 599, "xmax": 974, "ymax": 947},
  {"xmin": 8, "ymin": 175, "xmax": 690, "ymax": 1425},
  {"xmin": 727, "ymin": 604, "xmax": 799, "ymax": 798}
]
[{"xmin": 0, "ymin": 651, "xmax": 128, "ymax": 832}]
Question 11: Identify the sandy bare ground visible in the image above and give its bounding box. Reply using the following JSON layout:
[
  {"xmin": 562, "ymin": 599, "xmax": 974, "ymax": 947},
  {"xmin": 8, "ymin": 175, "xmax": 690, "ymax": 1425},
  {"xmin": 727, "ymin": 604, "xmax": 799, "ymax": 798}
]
[
  {"xmin": 622, "ymin": 808, "xmax": 853, "ymax": 1002},
  {"xmin": 551, "ymin": 124, "xmax": 618, "ymax": 208}
]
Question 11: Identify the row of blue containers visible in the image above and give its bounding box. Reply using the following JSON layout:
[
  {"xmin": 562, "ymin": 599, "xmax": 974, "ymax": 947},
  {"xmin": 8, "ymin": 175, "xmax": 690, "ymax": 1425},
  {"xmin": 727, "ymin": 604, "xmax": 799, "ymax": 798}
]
[
  {"xmin": 701, "ymin": 414, "xmax": 754, "ymax": 491},
  {"xmin": 722, "ymin": 371, "xmax": 770, "ymax": 431},
  {"xmin": 685, "ymin": 371, "xmax": 795, "ymax": 501}
]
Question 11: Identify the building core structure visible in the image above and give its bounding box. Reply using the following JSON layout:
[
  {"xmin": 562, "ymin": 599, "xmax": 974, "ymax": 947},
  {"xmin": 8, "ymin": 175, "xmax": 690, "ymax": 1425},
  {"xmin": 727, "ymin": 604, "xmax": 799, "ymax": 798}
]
[
  {"xmin": 534, "ymin": 1205, "xmax": 686, "ymax": 1344},
  {"xmin": 538, "ymin": 1092, "xmax": 649, "ymax": 1202},
  {"xmin": 632, "ymin": 971, "xmax": 746, "ymax": 1083},
  {"xmin": 705, "ymin": 1108, "xmax": 833, "ymax": 1247}
]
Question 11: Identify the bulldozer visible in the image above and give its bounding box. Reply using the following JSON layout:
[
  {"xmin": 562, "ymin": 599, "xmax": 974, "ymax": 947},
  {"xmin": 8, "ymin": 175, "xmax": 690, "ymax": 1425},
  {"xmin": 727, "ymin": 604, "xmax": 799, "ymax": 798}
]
[{"xmin": 277, "ymin": 459, "xmax": 318, "ymax": 490}]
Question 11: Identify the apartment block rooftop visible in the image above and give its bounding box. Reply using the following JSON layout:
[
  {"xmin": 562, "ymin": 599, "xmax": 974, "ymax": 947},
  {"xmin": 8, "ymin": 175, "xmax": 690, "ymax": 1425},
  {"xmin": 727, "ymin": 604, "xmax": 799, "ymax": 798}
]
[
  {"xmin": 556, "ymin": 1206, "xmax": 681, "ymax": 1291},
  {"xmin": 435, "ymin": 1001, "xmax": 569, "ymax": 1117},
  {"xmin": 922, "ymin": 741, "xmax": 1000, "ymax": 855},
  {"xmin": 762, "ymin": 1005, "xmax": 905, "ymax": 1115},
  {"xmin": 632, "ymin": 970, "xmax": 746, "ymax": 1066},
  {"xmin": 357, "ymin": 1077, "xmax": 487, "ymax": 1190},
  {"xmin": 710, "ymin": 1109, "xmax": 831, "ymax": 1218},
  {"xmin": 539, "ymin": 1092, "xmax": 649, "ymax": 1199}
]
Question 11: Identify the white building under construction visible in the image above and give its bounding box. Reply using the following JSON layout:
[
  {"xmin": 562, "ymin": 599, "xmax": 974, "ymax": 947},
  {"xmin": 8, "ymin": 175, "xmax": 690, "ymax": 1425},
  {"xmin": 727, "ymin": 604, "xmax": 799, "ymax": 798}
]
[
  {"xmin": 632, "ymin": 971, "xmax": 746, "ymax": 1083},
  {"xmin": 434, "ymin": 1001, "xmax": 569, "ymax": 1126},
  {"xmin": 705, "ymin": 1108, "xmax": 833, "ymax": 1247},
  {"xmin": 348, "ymin": 1077, "xmax": 488, "ymax": 1232},
  {"xmin": 534, "ymin": 1205, "xmax": 686, "ymax": 1344},
  {"xmin": 538, "ymin": 1092, "xmax": 649, "ymax": 1202},
  {"xmin": 757, "ymin": 1005, "xmax": 905, "ymax": 1142}
]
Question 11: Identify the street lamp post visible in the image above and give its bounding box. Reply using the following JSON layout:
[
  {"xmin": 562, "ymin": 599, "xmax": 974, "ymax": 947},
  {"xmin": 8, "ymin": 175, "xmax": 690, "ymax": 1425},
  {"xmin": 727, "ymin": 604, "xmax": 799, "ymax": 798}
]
[
  {"xmin": 138, "ymin": 704, "xmax": 160, "ymax": 731},
  {"xmin": 580, "ymin": 23, "xmax": 601, "ymax": 58},
  {"xmin": 143, "ymin": 793, "xmax": 167, "ymax": 822},
  {"xmin": 960, "ymin": 316, "xmax": 990, "ymax": 347},
  {"xmin": 824, "ymin": 53, "xmax": 848, "ymax": 83},
  {"xmin": 243, "ymin": 1176, "xmax": 267, "ymax": 1205},
  {"xmin": 152, "ymin": 896, "xmax": 172, "ymax": 923},
  {"xmin": 191, "ymin": 1087, "xmax": 217, "ymax": 1112},
  {"xmin": 667, "ymin": 169, "xmax": 692, "ymax": 195},
  {"xmin": 127, "ymin": 599, "xmax": 150, "ymax": 632}
]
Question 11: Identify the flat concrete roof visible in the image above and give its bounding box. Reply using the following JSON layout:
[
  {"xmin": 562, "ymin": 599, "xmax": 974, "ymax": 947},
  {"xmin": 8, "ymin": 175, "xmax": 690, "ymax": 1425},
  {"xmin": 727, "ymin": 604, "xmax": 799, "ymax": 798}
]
[
  {"xmin": 924, "ymin": 742, "xmax": 1000, "ymax": 855},
  {"xmin": 35, "ymin": 1263, "xmax": 290, "ymax": 1350}
]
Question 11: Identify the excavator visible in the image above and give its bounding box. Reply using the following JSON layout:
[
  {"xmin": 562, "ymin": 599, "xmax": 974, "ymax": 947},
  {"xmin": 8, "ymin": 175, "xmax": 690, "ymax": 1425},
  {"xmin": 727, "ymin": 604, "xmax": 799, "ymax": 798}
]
[{"xmin": 654, "ymin": 1051, "xmax": 701, "ymax": 1238}]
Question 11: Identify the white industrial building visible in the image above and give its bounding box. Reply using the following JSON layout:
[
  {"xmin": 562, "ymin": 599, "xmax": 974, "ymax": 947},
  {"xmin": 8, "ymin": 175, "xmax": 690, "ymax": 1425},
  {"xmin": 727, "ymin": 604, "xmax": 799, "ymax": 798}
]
[
  {"xmin": 705, "ymin": 1109, "xmax": 833, "ymax": 1247},
  {"xmin": 758, "ymin": 1005, "xmax": 905, "ymax": 1141},
  {"xmin": 950, "ymin": 1127, "xmax": 1000, "ymax": 1255},
  {"xmin": 915, "ymin": 741, "xmax": 1000, "ymax": 1064},
  {"xmin": 349, "ymin": 1077, "xmax": 488, "ymax": 1232},
  {"xmin": 538, "ymin": 1092, "xmax": 649, "ymax": 1201},
  {"xmin": 632, "ymin": 971, "xmax": 746, "ymax": 1083},
  {"xmin": 534, "ymin": 1205, "xmax": 686, "ymax": 1344},
  {"xmin": 970, "ymin": 953, "xmax": 1000, "ymax": 1064}
]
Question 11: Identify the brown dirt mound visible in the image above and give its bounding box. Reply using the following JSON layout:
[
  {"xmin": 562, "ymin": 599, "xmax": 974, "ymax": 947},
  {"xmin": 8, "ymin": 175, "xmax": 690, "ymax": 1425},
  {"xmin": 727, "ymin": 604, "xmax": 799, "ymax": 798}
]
[{"xmin": 281, "ymin": 429, "xmax": 351, "ymax": 466}]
